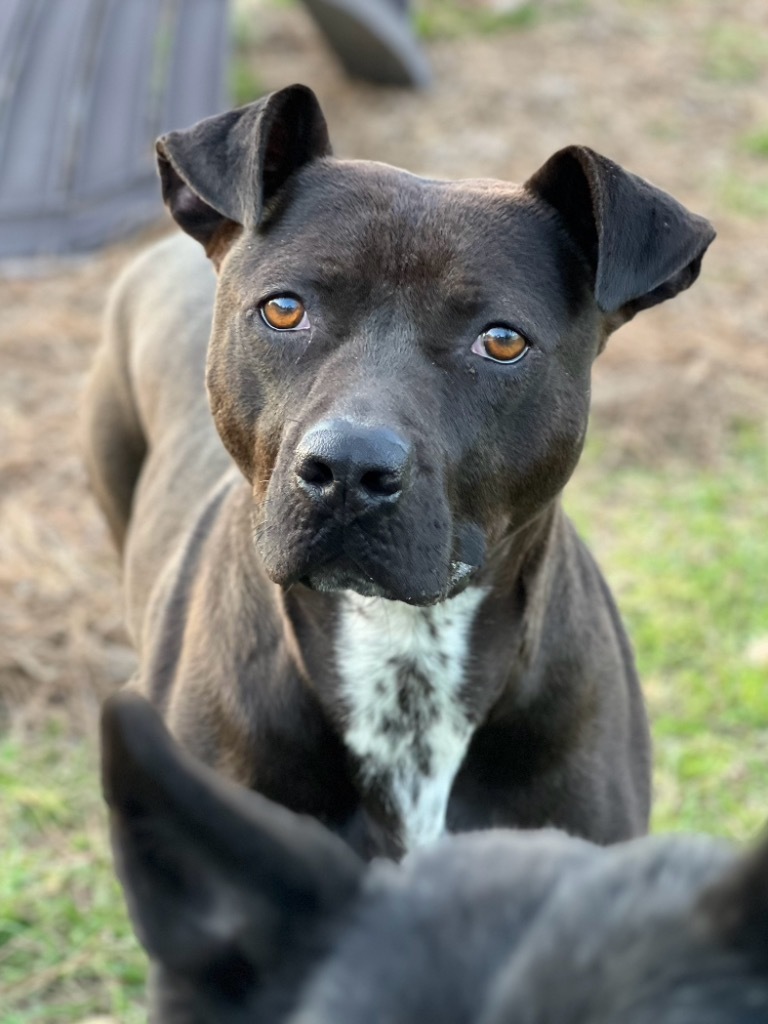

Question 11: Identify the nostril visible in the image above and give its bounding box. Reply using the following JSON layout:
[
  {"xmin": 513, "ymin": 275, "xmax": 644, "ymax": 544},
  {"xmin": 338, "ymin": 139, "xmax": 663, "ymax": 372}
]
[
  {"xmin": 360, "ymin": 469, "xmax": 402, "ymax": 497},
  {"xmin": 298, "ymin": 458, "xmax": 334, "ymax": 488}
]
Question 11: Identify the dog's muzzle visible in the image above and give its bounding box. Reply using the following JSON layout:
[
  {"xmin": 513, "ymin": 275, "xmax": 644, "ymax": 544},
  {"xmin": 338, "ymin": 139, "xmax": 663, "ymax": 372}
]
[{"xmin": 256, "ymin": 417, "xmax": 466, "ymax": 604}]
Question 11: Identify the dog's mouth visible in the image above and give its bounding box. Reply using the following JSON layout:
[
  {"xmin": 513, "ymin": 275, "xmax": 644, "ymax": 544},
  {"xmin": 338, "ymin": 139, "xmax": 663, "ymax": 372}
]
[
  {"xmin": 298, "ymin": 556, "xmax": 477, "ymax": 606},
  {"xmin": 262, "ymin": 512, "xmax": 486, "ymax": 606},
  {"xmin": 299, "ymin": 564, "xmax": 391, "ymax": 600},
  {"xmin": 254, "ymin": 458, "xmax": 486, "ymax": 606}
]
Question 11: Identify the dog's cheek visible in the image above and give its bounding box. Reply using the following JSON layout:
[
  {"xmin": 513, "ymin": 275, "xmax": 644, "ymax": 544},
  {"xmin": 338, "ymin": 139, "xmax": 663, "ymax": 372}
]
[
  {"xmin": 251, "ymin": 435, "xmax": 327, "ymax": 587},
  {"xmin": 253, "ymin": 516, "xmax": 309, "ymax": 587},
  {"xmin": 207, "ymin": 380, "xmax": 262, "ymax": 480},
  {"xmin": 252, "ymin": 417, "xmax": 286, "ymax": 505},
  {"xmin": 451, "ymin": 464, "xmax": 512, "ymax": 553},
  {"xmin": 206, "ymin": 338, "xmax": 274, "ymax": 484},
  {"xmin": 507, "ymin": 413, "xmax": 588, "ymax": 519},
  {"xmin": 514, "ymin": 358, "xmax": 592, "ymax": 508},
  {"xmin": 452, "ymin": 407, "xmax": 587, "ymax": 538},
  {"xmin": 251, "ymin": 491, "xmax": 311, "ymax": 585}
]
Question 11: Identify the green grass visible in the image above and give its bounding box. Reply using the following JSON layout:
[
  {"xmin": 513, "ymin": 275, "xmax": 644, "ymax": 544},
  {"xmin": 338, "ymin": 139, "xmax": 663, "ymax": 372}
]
[
  {"xmin": 415, "ymin": 1, "xmax": 538, "ymax": 40},
  {"xmin": 742, "ymin": 127, "xmax": 768, "ymax": 159},
  {"xmin": 700, "ymin": 23, "xmax": 768, "ymax": 84},
  {"xmin": 0, "ymin": 725, "xmax": 146, "ymax": 1023},
  {"xmin": 566, "ymin": 426, "xmax": 768, "ymax": 838},
  {"xmin": 3, "ymin": 431, "xmax": 767, "ymax": 1019},
  {"xmin": 229, "ymin": 5, "xmax": 265, "ymax": 106},
  {"xmin": 718, "ymin": 172, "xmax": 768, "ymax": 219},
  {"xmin": 229, "ymin": 58, "xmax": 264, "ymax": 107}
]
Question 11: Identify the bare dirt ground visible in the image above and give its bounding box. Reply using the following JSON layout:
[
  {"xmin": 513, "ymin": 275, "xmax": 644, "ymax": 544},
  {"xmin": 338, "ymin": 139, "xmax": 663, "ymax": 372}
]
[{"xmin": 1, "ymin": 0, "xmax": 766, "ymax": 726}]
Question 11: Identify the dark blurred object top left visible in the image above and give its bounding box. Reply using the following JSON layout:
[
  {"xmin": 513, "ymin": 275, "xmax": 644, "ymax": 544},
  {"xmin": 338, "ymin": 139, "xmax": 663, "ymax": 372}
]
[{"xmin": 0, "ymin": 0, "xmax": 229, "ymax": 260}]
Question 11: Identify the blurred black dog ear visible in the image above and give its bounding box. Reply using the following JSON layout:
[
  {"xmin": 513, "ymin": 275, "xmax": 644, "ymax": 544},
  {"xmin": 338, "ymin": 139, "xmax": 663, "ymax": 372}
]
[
  {"xmin": 526, "ymin": 146, "xmax": 715, "ymax": 328},
  {"xmin": 101, "ymin": 692, "xmax": 362, "ymax": 980},
  {"xmin": 155, "ymin": 84, "xmax": 331, "ymax": 256},
  {"xmin": 697, "ymin": 828, "xmax": 768, "ymax": 964}
]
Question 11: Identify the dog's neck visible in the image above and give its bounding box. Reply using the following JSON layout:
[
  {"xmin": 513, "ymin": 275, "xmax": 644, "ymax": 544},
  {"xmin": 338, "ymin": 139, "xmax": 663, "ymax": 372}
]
[{"xmin": 334, "ymin": 587, "xmax": 487, "ymax": 854}]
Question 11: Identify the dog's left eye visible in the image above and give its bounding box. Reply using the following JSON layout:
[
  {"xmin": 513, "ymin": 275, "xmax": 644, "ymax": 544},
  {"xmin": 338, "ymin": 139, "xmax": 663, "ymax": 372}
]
[
  {"xmin": 259, "ymin": 296, "xmax": 310, "ymax": 331},
  {"xmin": 472, "ymin": 325, "xmax": 529, "ymax": 364}
]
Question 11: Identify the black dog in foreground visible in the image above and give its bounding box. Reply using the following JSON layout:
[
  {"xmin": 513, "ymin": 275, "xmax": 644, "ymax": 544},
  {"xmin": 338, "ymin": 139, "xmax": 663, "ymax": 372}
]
[
  {"xmin": 85, "ymin": 85, "xmax": 714, "ymax": 858},
  {"xmin": 103, "ymin": 693, "xmax": 768, "ymax": 1024}
]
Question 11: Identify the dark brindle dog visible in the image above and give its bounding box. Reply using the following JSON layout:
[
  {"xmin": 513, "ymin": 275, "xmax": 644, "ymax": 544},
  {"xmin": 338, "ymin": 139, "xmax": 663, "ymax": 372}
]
[
  {"xmin": 103, "ymin": 693, "xmax": 768, "ymax": 1024},
  {"xmin": 85, "ymin": 85, "xmax": 714, "ymax": 859}
]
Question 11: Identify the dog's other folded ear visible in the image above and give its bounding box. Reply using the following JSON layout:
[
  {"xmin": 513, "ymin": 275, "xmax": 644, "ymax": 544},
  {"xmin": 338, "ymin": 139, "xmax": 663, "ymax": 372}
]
[
  {"xmin": 155, "ymin": 84, "xmax": 331, "ymax": 258},
  {"xmin": 101, "ymin": 691, "xmax": 362, "ymax": 980},
  {"xmin": 526, "ymin": 146, "xmax": 716, "ymax": 329},
  {"xmin": 697, "ymin": 827, "xmax": 768, "ymax": 965}
]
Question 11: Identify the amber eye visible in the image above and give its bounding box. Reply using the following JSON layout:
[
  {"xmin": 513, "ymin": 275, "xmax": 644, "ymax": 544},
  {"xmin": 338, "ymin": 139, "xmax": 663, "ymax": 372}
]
[
  {"xmin": 471, "ymin": 325, "xmax": 528, "ymax": 364},
  {"xmin": 259, "ymin": 295, "xmax": 309, "ymax": 331}
]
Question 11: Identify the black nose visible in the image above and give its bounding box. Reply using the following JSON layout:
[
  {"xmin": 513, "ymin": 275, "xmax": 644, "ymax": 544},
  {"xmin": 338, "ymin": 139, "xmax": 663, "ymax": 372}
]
[{"xmin": 295, "ymin": 420, "xmax": 411, "ymax": 511}]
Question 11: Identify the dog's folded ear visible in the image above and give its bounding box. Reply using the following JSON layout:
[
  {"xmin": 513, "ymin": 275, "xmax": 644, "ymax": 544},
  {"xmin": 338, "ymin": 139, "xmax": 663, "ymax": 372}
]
[
  {"xmin": 101, "ymin": 692, "xmax": 362, "ymax": 980},
  {"xmin": 525, "ymin": 146, "xmax": 716, "ymax": 328},
  {"xmin": 155, "ymin": 84, "xmax": 331, "ymax": 258}
]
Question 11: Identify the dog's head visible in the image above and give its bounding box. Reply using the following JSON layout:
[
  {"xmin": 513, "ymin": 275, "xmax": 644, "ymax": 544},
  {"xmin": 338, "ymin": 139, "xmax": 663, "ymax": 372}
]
[
  {"xmin": 104, "ymin": 693, "xmax": 768, "ymax": 1023},
  {"xmin": 156, "ymin": 85, "xmax": 714, "ymax": 604}
]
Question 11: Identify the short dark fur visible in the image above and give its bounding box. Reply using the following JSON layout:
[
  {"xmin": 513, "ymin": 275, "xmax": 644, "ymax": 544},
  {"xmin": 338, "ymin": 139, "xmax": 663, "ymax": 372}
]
[
  {"xmin": 84, "ymin": 85, "xmax": 715, "ymax": 857},
  {"xmin": 103, "ymin": 694, "xmax": 768, "ymax": 1024}
]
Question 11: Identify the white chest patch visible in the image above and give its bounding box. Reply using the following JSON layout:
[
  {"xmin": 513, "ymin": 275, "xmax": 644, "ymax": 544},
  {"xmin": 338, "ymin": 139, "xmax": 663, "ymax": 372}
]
[{"xmin": 335, "ymin": 587, "xmax": 486, "ymax": 853}]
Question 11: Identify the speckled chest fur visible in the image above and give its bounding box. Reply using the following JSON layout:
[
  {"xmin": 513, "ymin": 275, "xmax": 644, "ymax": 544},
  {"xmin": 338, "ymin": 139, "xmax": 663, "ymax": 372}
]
[{"xmin": 335, "ymin": 587, "xmax": 486, "ymax": 852}]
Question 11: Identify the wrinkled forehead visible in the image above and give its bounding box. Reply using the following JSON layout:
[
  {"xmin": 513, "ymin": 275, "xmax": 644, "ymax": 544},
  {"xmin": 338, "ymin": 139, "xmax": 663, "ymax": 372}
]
[{"xmin": 233, "ymin": 159, "xmax": 586, "ymax": 328}]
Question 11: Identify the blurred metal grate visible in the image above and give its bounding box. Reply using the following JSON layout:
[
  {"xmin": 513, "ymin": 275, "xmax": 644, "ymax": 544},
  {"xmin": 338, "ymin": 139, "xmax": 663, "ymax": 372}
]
[{"xmin": 0, "ymin": 0, "xmax": 229, "ymax": 259}]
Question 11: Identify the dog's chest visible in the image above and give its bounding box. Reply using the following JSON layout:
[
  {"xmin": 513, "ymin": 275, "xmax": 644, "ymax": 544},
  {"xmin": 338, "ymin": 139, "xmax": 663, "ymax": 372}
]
[{"xmin": 335, "ymin": 589, "xmax": 485, "ymax": 853}]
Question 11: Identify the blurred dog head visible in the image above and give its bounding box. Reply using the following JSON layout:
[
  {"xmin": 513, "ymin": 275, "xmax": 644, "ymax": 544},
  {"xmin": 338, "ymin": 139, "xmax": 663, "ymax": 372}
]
[{"xmin": 103, "ymin": 692, "xmax": 767, "ymax": 1023}]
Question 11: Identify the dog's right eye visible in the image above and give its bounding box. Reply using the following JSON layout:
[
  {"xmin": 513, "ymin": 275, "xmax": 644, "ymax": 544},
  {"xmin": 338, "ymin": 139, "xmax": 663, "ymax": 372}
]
[
  {"xmin": 472, "ymin": 325, "xmax": 529, "ymax": 364},
  {"xmin": 259, "ymin": 296, "xmax": 310, "ymax": 331}
]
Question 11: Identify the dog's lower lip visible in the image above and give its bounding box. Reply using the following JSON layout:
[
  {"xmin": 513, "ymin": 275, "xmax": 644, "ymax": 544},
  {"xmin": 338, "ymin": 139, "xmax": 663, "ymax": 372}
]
[
  {"xmin": 299, "ymin": 571, "xmax": 389, "ymax": 599},
  {"xmin": 298, "ymin": 568, "xmax": 451, "ymax": 605}
]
